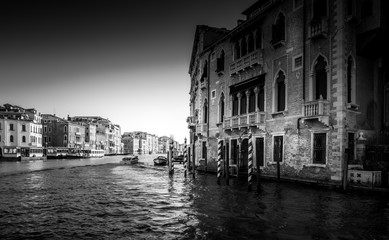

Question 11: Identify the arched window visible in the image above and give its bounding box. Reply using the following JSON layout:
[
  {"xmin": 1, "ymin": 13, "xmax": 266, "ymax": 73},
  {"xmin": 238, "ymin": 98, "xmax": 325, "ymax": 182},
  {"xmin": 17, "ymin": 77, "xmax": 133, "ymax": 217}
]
[
  {"xmin": 22, "ymin": 136, "xmax": 26, "ymax": 143},
  {"xmin": 255, "ymin": 28, "xmax": 262, "ymax": 49},
  {"xmin": 314, "ymin": 56, "xmax": 328, "ymax": 100},
  {"xmin": 247, "ymin": 33, "xmax": 254, "ymax": 53},
  {"xmin": 203, "ymin": 99, "xmax": 208, "ymax": 124},
  {"xmin": 313, "ymin": 0, "xmax": 327, "ymax": 19},
  {"xmin": 64, "ymin": 125, "xmax": 67, "ymax": 132},
  {"xmin": 241, "ymin": 37, "xmax": 247, "ymax": 56},
  {"xmin": 64, "ymin": 135, "xmax": 67, "ymax": 142},
  {"xmin": 249, "ymin": 90, "xmax": 255, "ymax": 113},
  {"xmin": 272, "ymin": 12, "xmax": 285, "ymax": 44},
  {"xmin": 347, "ymin": 56, "xmax": 354, "ymax": 103},
  {"xmin": 216, "ymin": 50, "xmax": 225, "ymax": 72},
  {"xmin": 10, "ymin": 135, "xmax": 14, "ymax": 143},
  {"xmin": 361, "ymin": 0, "xmax": 372, "ymax": 18},
  {"xmin": 276, "ymin": 71, "xmax": 286, "ymax": 112},
  {"xmin": 235, "ymin": 42, "xmax": 241, "ymax": 59},
  {"xmin": 219, "ymin": 93, "xmax": 225, "ymax": 122},
  {"xmin": 232, "ymin": 94, "xmax": 239, "ymax": 116},
  {"xmin": 241, "ymin": 92, "xmax": 247, "ymax": 115},
  {"xmin": 258, "ymin": 85, "xmax": 265, "ymax": 111},
  {"xmin": 202, "ymin": 60, "xmax": 208, "ymax": 78}
]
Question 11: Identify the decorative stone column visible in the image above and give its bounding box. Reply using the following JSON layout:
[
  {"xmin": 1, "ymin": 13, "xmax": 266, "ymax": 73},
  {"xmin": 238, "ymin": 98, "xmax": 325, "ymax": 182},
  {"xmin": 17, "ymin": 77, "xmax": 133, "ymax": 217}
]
[
  {"xmin": 254, "ymin": 87, "xmax": 259, "ymax": 111},
  {"xmin": 237, "ymin": 92, "xmax": 242, "ymax": 116},
  {"xmin": 245, "ymin": 90, "xmax": 250, "ymax": 114}
]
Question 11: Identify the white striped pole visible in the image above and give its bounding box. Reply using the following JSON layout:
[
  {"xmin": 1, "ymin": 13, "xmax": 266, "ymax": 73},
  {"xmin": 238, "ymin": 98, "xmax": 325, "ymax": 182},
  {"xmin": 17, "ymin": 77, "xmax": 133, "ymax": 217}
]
[
  {"xmin": 248, "ymin": 132, "xmax": 253, "ymax": 191},
  {"xmin": 183, "ymin": 138, "xmax": 187, "ymax": 177},
  {"xmin": 217, "ymin": 139, "xmax": 222, "ymax": 185}
]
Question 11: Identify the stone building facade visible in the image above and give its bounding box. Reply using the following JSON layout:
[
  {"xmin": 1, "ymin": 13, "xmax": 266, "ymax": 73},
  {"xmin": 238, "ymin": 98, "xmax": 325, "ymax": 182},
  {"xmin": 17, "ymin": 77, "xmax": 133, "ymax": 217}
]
[{"xmin": 188, "ymin": 0, "xmax": 388, "ymax": 185}]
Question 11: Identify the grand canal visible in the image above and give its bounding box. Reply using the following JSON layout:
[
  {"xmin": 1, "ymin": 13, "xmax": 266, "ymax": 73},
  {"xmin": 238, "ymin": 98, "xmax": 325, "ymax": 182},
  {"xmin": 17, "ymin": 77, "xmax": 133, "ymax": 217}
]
[{"xmin": 1, "ymin": 155, "xmax": 388, "ymax": 239}]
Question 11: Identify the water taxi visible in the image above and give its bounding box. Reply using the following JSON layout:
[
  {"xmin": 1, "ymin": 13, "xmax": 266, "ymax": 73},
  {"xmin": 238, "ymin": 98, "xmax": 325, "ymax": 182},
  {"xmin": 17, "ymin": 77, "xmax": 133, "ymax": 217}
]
[{"xmin": 121, "ymin": 155, "xmax": 139, "ymax": 164}]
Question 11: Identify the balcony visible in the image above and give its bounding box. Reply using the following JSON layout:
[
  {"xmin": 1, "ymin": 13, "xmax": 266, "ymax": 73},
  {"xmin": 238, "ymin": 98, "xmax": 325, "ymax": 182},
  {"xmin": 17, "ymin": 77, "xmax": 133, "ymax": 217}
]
[
  {"xmin": 229, "ymin": 49, "xmax": 263, "ymax": 76},
  {"xmin": 309, "ymin": 18, "xmax": 328, "ymax": 39},
  {"xmin": 187, "ymin": 116, "xmax": 197, "ymax": 129},
  {"xmin": 302, "ymin": 100, "xmax": 330, "ymax": 125},
  {"xmin": 224, "ymin": 111, "xmax": 265, "ymax": 130}
]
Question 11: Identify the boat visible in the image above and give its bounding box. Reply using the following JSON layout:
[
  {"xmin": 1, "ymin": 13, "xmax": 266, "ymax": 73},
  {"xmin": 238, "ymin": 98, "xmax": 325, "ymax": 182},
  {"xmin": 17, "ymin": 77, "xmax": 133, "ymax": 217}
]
[
  {"xmin": 153, "ymin": 156, "xmax": 168, "ymax": 166},
  {"xmin": 121, "ymin": 155, "xmax": 139, "ymax": 164},
  {"xmin": 82, "ymin": 149, "xmax": 105, "ymax": 158}
]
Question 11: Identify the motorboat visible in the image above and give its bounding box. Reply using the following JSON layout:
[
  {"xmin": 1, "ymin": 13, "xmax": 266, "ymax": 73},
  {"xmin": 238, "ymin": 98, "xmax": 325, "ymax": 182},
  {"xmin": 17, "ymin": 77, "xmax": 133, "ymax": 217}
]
[
  {"xmin": 121, "ymin": 155, "xmax": 139, "ymax": 164},
  {"xmin": 153, "ymin": 156, "xmax": 168, "ymax": 166}
]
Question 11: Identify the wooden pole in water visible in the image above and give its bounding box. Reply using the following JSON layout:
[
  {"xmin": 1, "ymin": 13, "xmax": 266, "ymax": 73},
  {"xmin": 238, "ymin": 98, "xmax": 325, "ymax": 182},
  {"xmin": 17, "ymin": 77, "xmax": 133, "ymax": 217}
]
[
  {"xmin": 168, "ymin": 139, "xmax": 174, "ymax": 175},
  {"xmin": 184, "ymin": 138, "xmax": 187, "ymax": 177},
  {"xmin": 192, "ymin": 142, "xmax": 195, "ymax": 178},
  {"xmin": 248, "ymin": 132, "xmax": 253, "ymax": 191},
  {"xmin": 217, "ymin": 139, "xmax": 222, "ymax": 185}
]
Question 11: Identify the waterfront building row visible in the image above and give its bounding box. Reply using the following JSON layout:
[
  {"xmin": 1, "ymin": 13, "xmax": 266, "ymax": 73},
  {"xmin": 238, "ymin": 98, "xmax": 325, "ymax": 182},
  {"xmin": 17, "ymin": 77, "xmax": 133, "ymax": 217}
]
[
  {"xmin": 0, "ymin": 104, "xmax": 124, "ymax": 160},
  {"xmin": 188, "ymin": 0, "xmax": 388, "ymax": 187}
]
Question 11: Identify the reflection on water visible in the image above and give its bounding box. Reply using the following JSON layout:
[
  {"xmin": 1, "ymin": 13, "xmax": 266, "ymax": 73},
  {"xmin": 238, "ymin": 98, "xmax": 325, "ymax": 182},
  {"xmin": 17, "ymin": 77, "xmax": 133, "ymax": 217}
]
[{"xmin": 0, "ymin": 155, "xmax": 388, "ymax": 239}]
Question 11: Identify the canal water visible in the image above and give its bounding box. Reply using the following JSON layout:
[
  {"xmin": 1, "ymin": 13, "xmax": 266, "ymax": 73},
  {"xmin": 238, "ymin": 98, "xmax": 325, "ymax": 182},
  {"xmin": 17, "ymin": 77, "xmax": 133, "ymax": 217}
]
[{"xmin": 0, "ymin": 155, "xmax": 388, "ymax": 239}]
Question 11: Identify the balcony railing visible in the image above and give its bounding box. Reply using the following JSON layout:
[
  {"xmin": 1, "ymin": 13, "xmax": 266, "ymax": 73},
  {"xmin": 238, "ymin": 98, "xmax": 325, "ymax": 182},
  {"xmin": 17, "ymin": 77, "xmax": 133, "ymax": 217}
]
[
  {"xmin": 187, "ymin": 116, "xmax": 197, "ymax": 128},
  {"xmin": 223, "ymin": 111, "xmax": 265, "ymax": 129},
  {"xmin": 200, "ymin": 78, "xmax": 207, "ymax": 90},
  {"xmin": 196, "ymin": 123, "xmax": 208, "ymax": 134},
  {"xmin": 230, "ymin": 49, "xmax": 263, "ymax": 75},
  {"xmin": 302, "ymin": 100, "xmax": 329, "ymax": 117}
]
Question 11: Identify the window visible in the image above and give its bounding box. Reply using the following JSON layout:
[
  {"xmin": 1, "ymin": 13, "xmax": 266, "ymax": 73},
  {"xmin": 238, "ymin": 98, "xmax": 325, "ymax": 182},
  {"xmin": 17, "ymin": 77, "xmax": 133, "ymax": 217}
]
[
  {"xmin": 234, "ymin": 42, "xmax": 241, "ymax": 60},
  {"xmin": 219, "ymin": 93, "xmax": 225, "ymax": 123},
  {"xmin": 232, "ymin": 94, "xmax": 239, "ymax": 116},
  {"xmin": 249, "ymin": 90, "xmax": 255, "ymax": 113},
  {"xmin": 202, "ymin": 60, "xmax": 208, "ymax": 79},
  {"xmin": 273, "ymin": 136, "xmax": 283, "ymax": 162},
  {"xmin": 216, "ymin": 50, "xmax": 225, "ymax": 73},
  {"xmin": 211, "ymin": 90, "xmax": 216, "ymax": 99},
  {"xmin": 241, "ymin": 37, "xmax": 247, "ymax": 56},
  {"xmin": 313, "ymin": 0, "xmax": 327, "ymax": 20},
  {"xmin": 313, "ymin": 133, "xmax": 326, "ymax": 164},
  {"xmin": 256, "ymin": 137, "xmax": 265, "ymax": 167},
  {"xmin": 44, "ymin": 126, "xmax": 47, "ymax": 133},
  {"xmin": 347, "ymin": 56, "xmax": 354, "ymax": 103},
  {"xmin": 293, "ymin": 55, "xmax": 303, "ymax": 71},
  {"xmin": 44, "ymin": 136, "xmax": 47, "ymax": 144},
  {"xmin": 48, "ymin": 137, "xmax": 51, "ymax": 143},
  {"xmin": 203, "ymin": 99, "xmax": 208, "ymax": 124},
  {"xmin": 258, "ymin": 85, "xmax": 265, "ymax": 111},
  {"xmin": 64, "ymin": 135, "xmax": 67, "ymax": 142},
  {"xmin": 64, "ymin": 126, "xmax": 67, "ymax": 132},
  {"xmin": 10, "ymin": 124, "xmax": 14, "ymax": 131},
  {"xmin": 247, "ymin": 33, "xmax": 254, "ymax": 53},
  {"xmin": 271, "ymin": 12, "xmax": 285, "ymax": 45},
  {"xmin": 22, "ymin": 136, "xmax": 26, "ymax": 143},
  {"xmin": 276, "ymin": 71, "xmax": 286, "ymax": 112},
  {"xmin": 22, "ymin": 125, "xmax": 26, "ymax": 132},
  {"xmin": 256, "ymin": 28, "xmax": 262, "ymax": 49},
  {"xmin": 241, "ymin": 93, "xmax": 247, "ymax": 115},
  {"xmin": 314, "ymin": 56, "xmax": 328, "ymax": 100},
  {"xmin": 361, "ymin": 0, "xmax": 372, "ymax": 18},
  {"xmin": 10, "ymin": 135, "xmax": 14, "ymax": 142}
]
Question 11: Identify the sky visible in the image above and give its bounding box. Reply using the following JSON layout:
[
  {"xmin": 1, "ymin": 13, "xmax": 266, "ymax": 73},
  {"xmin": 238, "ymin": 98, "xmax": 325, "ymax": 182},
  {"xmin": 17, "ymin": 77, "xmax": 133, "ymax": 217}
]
[{"xmin": 0, "ymin": 0, "xmax": 256, "ymax": 143}]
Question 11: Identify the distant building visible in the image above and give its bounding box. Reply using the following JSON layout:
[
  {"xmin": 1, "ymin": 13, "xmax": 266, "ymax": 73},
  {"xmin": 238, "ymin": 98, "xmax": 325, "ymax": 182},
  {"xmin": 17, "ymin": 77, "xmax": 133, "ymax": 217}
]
[
  {"xmin": 42, "ymin": 114, "xmax": 86, "ymax": 149},
  {"xmin": 0, "ymin": 104, "xmax": 44, "ymax": 159}
]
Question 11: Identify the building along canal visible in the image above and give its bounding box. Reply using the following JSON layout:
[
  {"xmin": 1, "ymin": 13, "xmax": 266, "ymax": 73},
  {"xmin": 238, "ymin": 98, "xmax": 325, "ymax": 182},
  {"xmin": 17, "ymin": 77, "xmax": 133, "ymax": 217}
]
[{"xmin": 0, "ymin": 155, "xmax": 388, "ymax": 239}]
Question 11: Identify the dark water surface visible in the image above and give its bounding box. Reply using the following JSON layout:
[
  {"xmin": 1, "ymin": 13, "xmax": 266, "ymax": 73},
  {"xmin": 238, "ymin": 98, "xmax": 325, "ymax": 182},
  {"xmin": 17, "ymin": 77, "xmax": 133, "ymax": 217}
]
[{"xmin": 1, "ymin": 155, "xmax": 388, "ymax": 239}]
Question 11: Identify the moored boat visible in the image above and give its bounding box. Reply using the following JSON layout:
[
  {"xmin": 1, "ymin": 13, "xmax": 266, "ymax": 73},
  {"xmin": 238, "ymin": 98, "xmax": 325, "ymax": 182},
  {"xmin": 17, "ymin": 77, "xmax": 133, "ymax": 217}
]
[
  {"xmin": 153, "ymin": 156, "xmax": 168, "ymax": 166},
  {"xmin": 121, "ymin": 155, "xmax": 139, "ymax": 164}
]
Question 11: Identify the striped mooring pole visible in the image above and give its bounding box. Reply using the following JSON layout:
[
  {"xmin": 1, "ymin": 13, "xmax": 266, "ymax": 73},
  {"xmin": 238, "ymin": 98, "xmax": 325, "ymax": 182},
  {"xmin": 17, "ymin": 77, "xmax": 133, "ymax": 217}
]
[
  {"xmin": 248, "ymin": 132, "xmax": 253, "ymax": 191},
  {"xmin": 183, "ymin": 138, "xmax": 187, "ymax": 177},
  {"xmin": 217, "ymin": 139, "xmax": 222, "ymax": 185}
]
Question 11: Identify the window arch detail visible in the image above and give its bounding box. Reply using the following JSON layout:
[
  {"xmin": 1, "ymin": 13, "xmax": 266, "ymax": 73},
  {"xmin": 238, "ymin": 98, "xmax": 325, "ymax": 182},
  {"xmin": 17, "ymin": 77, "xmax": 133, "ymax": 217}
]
[
  {"xmin": 309, "ymin": 54, "xmax": 329, "ymax": 101},
  {"xmin": 273, "ymin": 70, "xmax": 287, "ymax": 112}
]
